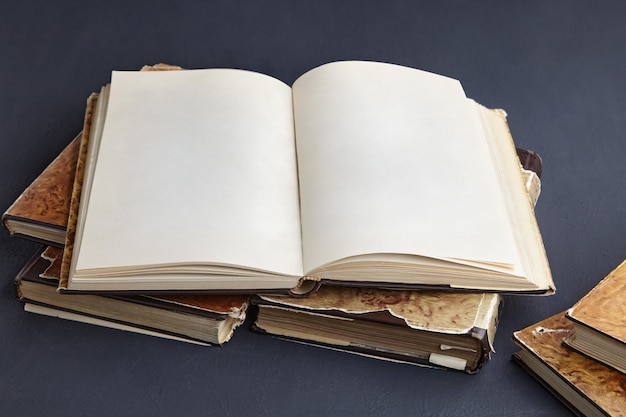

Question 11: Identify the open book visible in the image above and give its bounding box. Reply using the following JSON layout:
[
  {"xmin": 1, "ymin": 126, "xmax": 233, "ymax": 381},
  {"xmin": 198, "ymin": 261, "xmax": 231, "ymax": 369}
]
[{"xmin": 66, "ymin": 61, "xmax": 553, "ymax": 294}]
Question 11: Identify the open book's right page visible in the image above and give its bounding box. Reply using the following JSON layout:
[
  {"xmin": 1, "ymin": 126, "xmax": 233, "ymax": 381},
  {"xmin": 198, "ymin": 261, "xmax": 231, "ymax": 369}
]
[{"xmin": 292, "ymin": 61, "xmax": 535, "ymax": 286}]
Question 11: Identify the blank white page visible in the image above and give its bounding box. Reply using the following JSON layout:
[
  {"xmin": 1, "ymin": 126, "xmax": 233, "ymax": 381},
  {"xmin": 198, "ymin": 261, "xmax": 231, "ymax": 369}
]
[
  {"xmin": 76, "ymin": 69, "xmax": 303, "ymax": 277},
  {"xmin": 292, "ymin": 61, "xmax": 519, "ymax": 273}
]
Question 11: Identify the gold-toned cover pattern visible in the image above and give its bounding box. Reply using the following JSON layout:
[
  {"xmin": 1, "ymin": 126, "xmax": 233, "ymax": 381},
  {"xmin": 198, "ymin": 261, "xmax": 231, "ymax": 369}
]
[
  {"xmin": 3, "ymin": 133, "xmax": 81, "ymax": 232},
  {"xmin": 567, "ymin": 259, "xmax": 626, "ymax": 343},
  {"xmin": 260, "ymin": 287, "xmax": 500, "ymax": 336},
  {"xmin": 513, "ymin": 312, "xmax": 626, "ymax": 415}
]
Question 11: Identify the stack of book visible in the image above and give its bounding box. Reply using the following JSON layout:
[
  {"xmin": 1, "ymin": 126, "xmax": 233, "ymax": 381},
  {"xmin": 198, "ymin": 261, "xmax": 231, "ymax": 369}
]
[
  {"xmin": 3, "ymin": 61, "xmax": 554, "ymax": 373},
  {"xmin": 512, "ymin": 261, "xmax": 626, "ymax": 415}
]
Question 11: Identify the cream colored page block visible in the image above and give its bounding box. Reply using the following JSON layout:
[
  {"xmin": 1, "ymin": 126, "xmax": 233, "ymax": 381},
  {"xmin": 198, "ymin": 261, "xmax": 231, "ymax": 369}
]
[
  {"xmin": 76, "ymin": 69, "xmax": 303, "ymax": 276},
  {"xmin": 292, "ymin": 61, "xmax": 519, "ymax": 273}
]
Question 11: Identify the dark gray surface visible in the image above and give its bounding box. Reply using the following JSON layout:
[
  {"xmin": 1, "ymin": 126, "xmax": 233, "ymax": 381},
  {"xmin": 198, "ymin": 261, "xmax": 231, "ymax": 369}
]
[{"xmin": 1, "ymin": 1, "xmax": 625, "ymax": 416}]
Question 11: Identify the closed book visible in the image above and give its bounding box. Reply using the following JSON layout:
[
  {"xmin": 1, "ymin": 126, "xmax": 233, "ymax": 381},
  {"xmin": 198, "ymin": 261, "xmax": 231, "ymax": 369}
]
[
  {"xmin": 564, "ymin": 259, "xmax": 626, "ymax": 374},
  {"xmin": 251, "ymin": 287, "xmax": 501, "ymax": 373},
  {"xmin": 2, "ymin": 133, "xmax": 82, "ymax": 247},
  {"xmin": 62, "ymin": 61, "xmax": 553, "ymax": 295},
  {"xmin": 16, "ymin": 246, "xmax": 249, "ymax": 345},
  {"xmin": 512, "ymin": 312, "xmax": 626, "ymax": 417}
]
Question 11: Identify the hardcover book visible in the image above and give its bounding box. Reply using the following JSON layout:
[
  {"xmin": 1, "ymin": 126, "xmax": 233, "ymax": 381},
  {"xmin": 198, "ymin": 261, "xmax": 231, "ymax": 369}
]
[
  {"xmin": 2, "ymin": 133, "xmax": 82, "ymax": 247},
  {"xmin": 252, "ymin": 287, "xmax": 501, "ymax": 373},
  {"xmin": 512, "ymin": 312, "xmax": 626, "ymax": 417},
  {"xmin": 63, "ymin": 60, "xmax": 554, "ymax": 295},
  {"xmin": 564, "ymin": 259, "xmax": 626, "ymax": 374},
  {"xmin": 16, "ymin": 246, "xmax": 249, "ymax": 345}
]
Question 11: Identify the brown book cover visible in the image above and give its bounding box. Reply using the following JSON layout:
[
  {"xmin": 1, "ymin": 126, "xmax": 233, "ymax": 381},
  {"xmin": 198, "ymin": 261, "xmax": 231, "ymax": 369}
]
[
  {"xmin": 17, "ymin": 246, "xmax": 249, "ymax": 345},
  {"xmin": 2, "ymin": 133, "xmax": 82, "ymax": 246},
  {"xmin": 512, "ymin": 312, "xmax": 626, "ymax": 417},
  {"xmin": 564, "ymin": 260, "xmax": 626, "ymax": 374},
  {"xmin": 251, "ymin": 287, "xmax": 501, "ymax": 373}
]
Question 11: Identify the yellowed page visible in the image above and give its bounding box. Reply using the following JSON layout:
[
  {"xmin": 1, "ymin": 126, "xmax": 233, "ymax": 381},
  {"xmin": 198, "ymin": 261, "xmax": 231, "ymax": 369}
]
[
  {"xmin": 292, "ymin": 61, "xmax": 520, "ymax": 274},
  {"xmin": 75, "ymin": 69, "xmax": 303, "ymax": 277}
]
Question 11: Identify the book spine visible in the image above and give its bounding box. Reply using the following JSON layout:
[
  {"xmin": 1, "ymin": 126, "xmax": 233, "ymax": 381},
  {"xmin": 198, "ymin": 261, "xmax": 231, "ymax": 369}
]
[{"xmin": 59, "ymin": 93, "xmax": 98, "ymax": 290}]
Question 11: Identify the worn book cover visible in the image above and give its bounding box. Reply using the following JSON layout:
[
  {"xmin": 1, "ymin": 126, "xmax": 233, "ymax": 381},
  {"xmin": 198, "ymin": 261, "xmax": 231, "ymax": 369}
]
[
  {"xmin": 17, "ymin": 246, "xmax": 249, "ymax": 345},
  {"xmin": 2, "ymin": 133, "xmax": 82, "ymax": 246},
  {"xmin": 252, "ymin": 287, "xmax": 501, "ymax": 373},
  {"xmin": 565, "ymin": 259, "xmax": 626, "ymax": 374},
  {"xmin": 512, "ymin": 312, "xmax": 626, "ymax": 417}
]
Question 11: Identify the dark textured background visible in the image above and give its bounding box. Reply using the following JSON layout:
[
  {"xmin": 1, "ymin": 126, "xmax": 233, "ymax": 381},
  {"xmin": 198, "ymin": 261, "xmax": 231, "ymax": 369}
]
[{"xmin": 1, "ymin": 2, "xmax": 625, "ymax": 416}]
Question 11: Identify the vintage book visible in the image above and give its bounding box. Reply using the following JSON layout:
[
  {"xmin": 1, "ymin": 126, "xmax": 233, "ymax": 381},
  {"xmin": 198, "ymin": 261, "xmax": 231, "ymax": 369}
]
[
  {"xmin": 63, "ymin": 60, "xmax": 553, "ymax": 294},
  {"xmin": 564, "ymin": 260, "xmax": 626, "ymax": 374},
  {"xmin": 512, "ymin": 312, "xmax": 626, "ymax": 417},
  {"xmin": 2, "ymin": 133, "xmax": 82, "ymax": 247},
  {"xmin": 252, "ymin": 288, "xmax": 501, "ymax": 373},
  {"xmin": 16, "ymin": 246, "xmax": 249, "ymax": 345}
]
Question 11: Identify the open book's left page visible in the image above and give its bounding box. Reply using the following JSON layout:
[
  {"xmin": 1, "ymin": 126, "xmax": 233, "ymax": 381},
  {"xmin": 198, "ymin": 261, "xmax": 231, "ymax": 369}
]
[{"xmin": 72, "ymin": 69, "xmax": 304, "ymax": 290}]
